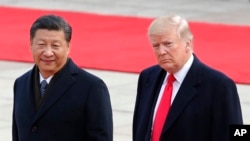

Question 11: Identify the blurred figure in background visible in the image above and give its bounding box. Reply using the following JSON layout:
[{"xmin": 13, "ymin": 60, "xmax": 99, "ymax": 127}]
[{"xmin": 133, "ymin": 15, "xmax": 242, "ymax": 141}]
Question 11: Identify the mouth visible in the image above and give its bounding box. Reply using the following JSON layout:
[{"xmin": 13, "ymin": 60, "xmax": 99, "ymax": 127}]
[
  {"xmin": 160, "ymin": 59, "xmax": 171, "ymax": 63},
  {"xmin": 41, "ymin": 59, "xmax": 54, "ymax": 63}
]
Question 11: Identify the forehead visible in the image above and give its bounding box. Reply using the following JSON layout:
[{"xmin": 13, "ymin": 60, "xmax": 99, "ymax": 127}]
[
  {"xmin": 149, "ymin": 20, "xmax": 178, "ymax": 36},
  {"xmin": 33, "ymin": 29, "xmax": 65, "ymax": 40},
  {"xmin": 149, "ymin": 28, "xmax": 178, "ymax": 43},
  {"xmin": 149, "ymin": 17, "xmax": 178, "ymax": 33},
  {"xmin": 150, "ymin": 25, "xmax": 177, "ymax": 36}
]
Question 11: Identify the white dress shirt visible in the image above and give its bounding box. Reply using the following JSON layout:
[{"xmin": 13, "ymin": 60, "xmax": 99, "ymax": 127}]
[
  {"xmin": 39, "ymin": 73, "xmax": 53, "ymax": 84},
  {"xmin": 152, "ymin": 54, "xmax": 194, "ymax": 123}
]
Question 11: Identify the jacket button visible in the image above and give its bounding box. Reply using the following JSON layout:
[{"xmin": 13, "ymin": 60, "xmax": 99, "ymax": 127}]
[{"xmin": 31, "ymin": 126, "xmax": 38, "ymax": 132}]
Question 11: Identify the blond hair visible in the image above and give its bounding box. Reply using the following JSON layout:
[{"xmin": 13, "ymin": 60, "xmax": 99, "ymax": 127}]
[{"xmin": 148, "ymin": 15, "xmax": 193, "ymax": 41}]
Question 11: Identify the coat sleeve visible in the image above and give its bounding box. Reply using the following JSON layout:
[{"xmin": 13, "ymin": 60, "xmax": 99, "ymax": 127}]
[
  {"xmin": 133, "ymin": 72, "xmax": 144, "ymax": 140},
  {"xmin": 211, "ymin": 78, "xmax": 243, "ymax": 141},
  {"xmin": 12, "ymin": 111, "xmax": 19, "ymax": 141},
  {"xmin": 85, "ymin": 79, "xmax": 113, "ymax": 141},
  {"xmin": 12, "ymin": 80, "xmax": 19, "ymax": 141}
]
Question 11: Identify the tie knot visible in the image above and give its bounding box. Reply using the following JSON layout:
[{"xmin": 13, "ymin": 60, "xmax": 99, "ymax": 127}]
[
  {"xmin": 41, "ymin": 80, "xmax": 48, "ymax": 87},
  {"xmin": 167, "ymin": 74, "xmax": 175, "ymax": 84}
]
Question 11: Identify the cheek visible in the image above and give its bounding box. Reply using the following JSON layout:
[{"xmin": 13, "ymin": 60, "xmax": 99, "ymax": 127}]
[
  {"xmin": 31, "ymin": 49, "xmax": 38, "ymax": 56},
  {"xmin": 32, "ymin": 50, "xmax": 42, "ymax": 57},
  {"xmin": 154, "ymin": 52, "xmax": 160, "ymax": 59},
  {"xmin": 31, "ymin": 49, "xmax": 43, "ymax": 60},
  {"xmin": 172, "ymin": 50, "xmax": 186, "ymax": 63}
]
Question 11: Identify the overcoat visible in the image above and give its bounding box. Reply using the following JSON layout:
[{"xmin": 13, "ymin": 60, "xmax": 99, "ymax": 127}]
[
  {"xmin": 13, "ymin": 58, "xmax": 113, "ymax": 141},
  {"xmin": 133, "ymin": 55, "xmax": 242, "ymax": 141}
]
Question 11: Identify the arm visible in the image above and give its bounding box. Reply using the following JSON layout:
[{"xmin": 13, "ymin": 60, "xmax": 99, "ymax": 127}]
[
  {"xmin": 12, "ymin": 80, "xmax": 19, "ymax": 141},
  {"xmin": 85, "ymin": 80, "xmax": 113, "ymax": 141},
  {"xmin": 211, "ymin": 78, "xmax": 243, "ymax": 141},
  {"xmin": 12, "ymin": 112, "xmax": 19, "ymax": 141},
  {"xmin": 133, "ymin": 72, "xmax": 144, "ymax": 141}
]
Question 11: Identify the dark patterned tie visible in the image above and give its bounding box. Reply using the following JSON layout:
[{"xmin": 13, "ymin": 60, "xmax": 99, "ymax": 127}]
[{"xmin": 40, "ymin": 80, "xmax": 48, "ymax": 97}]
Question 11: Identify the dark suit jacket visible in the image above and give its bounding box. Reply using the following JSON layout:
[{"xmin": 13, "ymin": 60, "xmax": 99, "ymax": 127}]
[
  {"xmin": 13, "ymin": 58, "xmax": 113, "ymax": 141},
  {"xmin": 133, "ymin": 55, "xmax": 243, "ymax": 141}
]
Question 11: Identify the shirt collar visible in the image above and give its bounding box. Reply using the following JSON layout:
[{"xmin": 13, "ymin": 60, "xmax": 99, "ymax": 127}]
[{"xmin": 39, "ymin": 73, "xmax": 53, "ymax": 84}]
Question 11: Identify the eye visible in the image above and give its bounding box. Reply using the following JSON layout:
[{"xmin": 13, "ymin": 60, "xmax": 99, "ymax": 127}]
[
  {"xmin": 36, "ymin": 43, "xmax": 45, "ymax": 48},
  {"xmin": 163, "ymin": 42, "xmax": 173, "ymax": 47},
  {"xmin": 35, "ymin": 41, "xmax": 45, "ymax": 46},
  {"xmin": 152, "ymin": 43, "xmax": 159, "ymax": 48},
  {"xmin": 52, "ymin": 44, "xmax": 60, "ymax": 48}
]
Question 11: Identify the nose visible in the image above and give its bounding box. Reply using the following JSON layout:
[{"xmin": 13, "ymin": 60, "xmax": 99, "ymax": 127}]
[
  {"xmin": 158, "ymin": 44, "xmax": 167, "ymax": 55},
  {"xmin": 43, "ymin": 46, "xmax": 54, "ymax": 57}
]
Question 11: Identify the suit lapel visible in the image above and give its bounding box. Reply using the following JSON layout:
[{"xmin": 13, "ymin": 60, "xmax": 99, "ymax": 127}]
[
  {"xmin": 162, "ymin": 55, "xmax": 201, "ymax": 133},
  {"xmin": 143, "ymin": 67, "xmax": 167, "ymax": 140},
  {"xmin": 26, "ymin": 70, "xmax": 38, "ymax": 118},
  {"xmin": 31, "ymin": 59, "xmax": 78, "ymax": 124}
]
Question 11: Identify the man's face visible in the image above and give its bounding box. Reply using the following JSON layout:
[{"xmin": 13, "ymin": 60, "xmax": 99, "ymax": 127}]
[
  {"xmin": 30, "ymin": 29, "xmax": 70, "ymax": 78},
  {"xmin": 149, "ymin": 28, "xmax": 191, "ymax": 73}
]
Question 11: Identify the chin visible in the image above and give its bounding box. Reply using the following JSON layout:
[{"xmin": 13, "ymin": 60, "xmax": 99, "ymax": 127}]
[
  {"xmin": 39, "ymin": 66, "xmax": 54, "ymax": 71},
  {"xmin": 160, "ymin": 64, "xmax": 173, "ymax": 72}
]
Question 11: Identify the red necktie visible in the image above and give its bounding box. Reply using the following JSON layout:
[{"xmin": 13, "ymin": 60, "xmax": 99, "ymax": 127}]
[{"xmin": 152, "ymin": 74, "xmax": 175, "ymax": 141}]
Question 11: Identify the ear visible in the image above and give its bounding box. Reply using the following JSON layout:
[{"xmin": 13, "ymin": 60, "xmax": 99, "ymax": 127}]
[
  {"xmin": 67, "ymin": 43, "xmax": 71, "ymax": 55},
  {"xmin": 185, "ymin": 40, "xmax": 192, "ymax": 51},
  {"xmin": 30, "ymin": 40, "xmax": 33, "ymax": 51}
]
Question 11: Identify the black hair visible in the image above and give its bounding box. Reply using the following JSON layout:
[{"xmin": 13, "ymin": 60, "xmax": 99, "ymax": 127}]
[{"xmin": 30, "ymin": 14, "xmax": 72, "ymax": 42}]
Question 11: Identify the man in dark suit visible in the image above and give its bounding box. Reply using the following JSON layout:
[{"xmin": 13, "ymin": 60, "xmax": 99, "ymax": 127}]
[
  {"xmin": 133, "ymin": 15, "xmax": 243, "ymax": 141},
  {"xmin": 12, "ymin": 15, "xmax": 113, "ymax": 141}
]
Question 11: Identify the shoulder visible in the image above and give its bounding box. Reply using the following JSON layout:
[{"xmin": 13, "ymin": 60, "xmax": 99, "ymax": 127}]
[
  {"xmin": 137, "ymin": 64, "xmax": 164, "ymax": 85},
  {"xmin": 78, "ymin": 68, "xmax": 104, "ymax": 83},
  {"xmin": 196, "ymin": 59, "xmax": 235, "ymax": 85},
  {"xmin": 66, "ymin": 58, "xmax": 105, "ymax": 83},
  {"xmin": 140, "ymin": 65, "xmax": 162, "ymax": 76},
  {"xmin": 70, "ymin": 64, "xmax": 106, "ymax": 87},
  {"xmin": 13, "ymin": 67, "xmax": 35, "ymax": 94},
  {"xmin": 15, "ymin": 67, "xmax": 34, "ymax": 83}
]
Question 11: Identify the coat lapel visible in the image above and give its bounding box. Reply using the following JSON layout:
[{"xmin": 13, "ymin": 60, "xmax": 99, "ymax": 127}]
[
  {"xmin": 137, "ymin": 66, "xmax": 166, "ymax": 140},
  {"xmin": 31, "ymin": 59, "xmax": 78, "ymax": 124},
  {"xmin": 162, "ymin": 55, "xmax": 202, "ymax": 133},
  {"xmin": 25, "ymin": 70, "xmax": 38, "ymax": 118}
]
